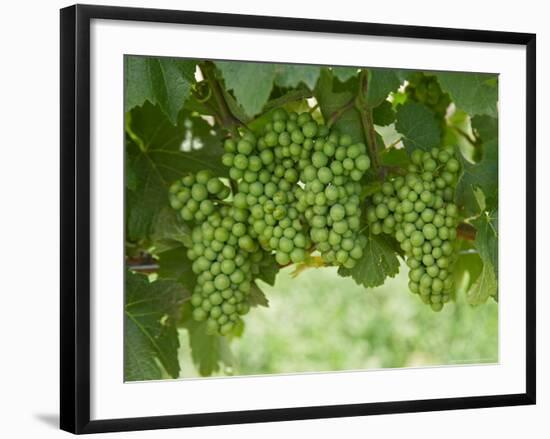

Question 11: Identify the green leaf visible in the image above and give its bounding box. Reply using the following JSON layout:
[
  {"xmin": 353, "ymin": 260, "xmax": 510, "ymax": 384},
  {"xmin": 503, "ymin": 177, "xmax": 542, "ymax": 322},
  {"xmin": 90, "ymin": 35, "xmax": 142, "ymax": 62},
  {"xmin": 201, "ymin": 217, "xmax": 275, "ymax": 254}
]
[
  {"xmin": 452, "ymin": 244, "xmax": 484, "ymax": 293},
  {"xmin": 275, "ymin": 64, "xmax": 321, "ymax": 90},
  {"xmin": 456, "ymin": 116, "xmax": 498, "ymax": 215},
  {"xmin": 332, "ymin": 66, "xmax": 359, "ymax": 83},
  {"xmin": 220, "ymin": 87, "xmax": 252, "ymax": 124},
  {"xmin": 436, "ymin": 72, "xmax": 498, "ymax": 117},
  {"xmin": 315, "ymin": 68, "xmax": 363, "ymax": 143},
  {"xmin": 124, "ymin": 272, "xmax": 189, "ymax": 381},
  {"xmin": 379, "ymin": 148, "xmax": 410, "ymax": 168},
  {"xmin": 338, "ymin": 234, "xmax": 401, "ymax": 288},
  {"xmin": 255, "ymin": 252, "xmax": 279, "ymax": 286},
  {"xmin": 473, "ymin": 209, "xmax": 498, "ymax": 276},
  {"xmin": 216, "ymin": 61, "xmax": 277, "ymax": 117},
  {"xmin": 124, "ymin": 315, "xmax": 162, "ymax": 381},
  {"xmin": 366, "ymin": 68, "xmax": 401, "ymax": 108},
  {"xmin": 150, "ymin": 207, "xmax": 192, "ymax": 253},
  {"xmin": 124, "ymin": 56, "xmax": 196, "ymax": 125},
  {"xmin": 472, "ymin": 114, "xmax": 498, "ymax": 143},
  {"xmin": 157, "ymin": 246, "xmax": 197, "ymax": 292},
  {"xmin": 126, "ymin": 102, "xmax": 227, "ymax": 241},
  {"xmin": 467, "ymin": 260, "xmax": 497, "ymax": 305},
  {"xmin": 249, "ymin": 283, "xmax": 270, "ymax": 308},
  {"xmin": 473, "ymin": 187, "xmax": 486, "ymax": 212},
  {"xmin": 373, "ymin": 100, "xmax": 396, "ymax": 126},
  {"xmin": 184, "ymin": 318, "xmax": 234, "ymax": 376},
  {"xmin": 395, "ymin": 102, "xmax": 441, "ymax": 153}
]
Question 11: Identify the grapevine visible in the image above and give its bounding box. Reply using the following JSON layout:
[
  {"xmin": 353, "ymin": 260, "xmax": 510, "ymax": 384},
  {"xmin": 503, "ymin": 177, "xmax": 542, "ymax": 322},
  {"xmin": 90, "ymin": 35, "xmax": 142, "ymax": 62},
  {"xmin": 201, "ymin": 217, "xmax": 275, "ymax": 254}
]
[{"xmin": 124, "ymin": 59, "xmax": 499, "ymax": 380}]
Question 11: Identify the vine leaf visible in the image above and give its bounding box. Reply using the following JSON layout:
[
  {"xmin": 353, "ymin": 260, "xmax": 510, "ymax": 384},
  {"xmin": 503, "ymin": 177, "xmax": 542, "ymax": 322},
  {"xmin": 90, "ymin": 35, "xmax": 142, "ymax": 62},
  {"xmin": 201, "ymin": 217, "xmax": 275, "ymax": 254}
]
[
  {"xmin": 124, "ymin": 56, "xmax": 196, "ymax": 125},
  {"xmin": 157, "ymin": 246, "xmax": 197, "ymax": 292},
  {"xmin": 221, "ymin": 87, "xmax": 253, "ymax": 124},
  {"xmin": 331, "ymin": 66, "xmax": 359, "ymax": 83},
  {"xmin": 469, "ymin": 208, "xmax": 498, "ymax": 303},
  {"xmin": 216, "ymin": 61, "xmax": 278, "ymax": 117},
  {"xmin": 456, "ymin": 115, "xmax": 498, "ymax": 216},
  {"xmin": 452, "ymin": 241, "xmax": 484, "ymax": 294},
  {"xmin": 183, "ymin": 314, "xmax": 234, "ymax": 377},
  {"xmin": 151, "ymin": 207, "xmax": 192, "ymax": 253},
  {"xmin": 275, "ymin": 65, "xmax": 321, "ymax": 90},
  {"xmin": 473, "ymin": 209, "xmax": 498, "ymax": 274},
  {"xmin": 315, "ymin": 68, "xmax": 363, "ymax": 143},
  {"xmin": 365, "ymin": 68, "xmax": 401, "ymax": 108},
  {"xmin": 379, "ymin": 148, "xmax": 410, "ymax": 168},
  {"xmin": 124, "ymin": 316, "xmax": 162, "ymax": 381},
  {"xmin": 395, "ymin": 102, "xmax": 441, "ymax": 153},
  {"xmin": 436, "ymin": 72, "xmax": 498, "ymax": 117},
  {"xmin": 124, "ymin": 271, "xmax": 189, "ymax": 381},
  {"xmin": 338, "ymin": 234, "xmax": 401, "ymax": 288},
  {"xmin": 372, "ymin": 100, "xmax": 396, "ymax": 126},
  {"xmin": 152, "ymin": 209, "xmax": 196, "ymax": 290},
  {"xmin": 467, "ymin": 260, "xmax": 497, "ymax": 305},
  {"xmin": 126, "ymin": 102, "xmax": 226, "ymax": 241},
  {"xmin": 255, "ymin": 252, "xmax": 280, "ymax": 286},
  {"xmin": 249, "ymin": 283, "xmax": 270, "ymax": 308}
]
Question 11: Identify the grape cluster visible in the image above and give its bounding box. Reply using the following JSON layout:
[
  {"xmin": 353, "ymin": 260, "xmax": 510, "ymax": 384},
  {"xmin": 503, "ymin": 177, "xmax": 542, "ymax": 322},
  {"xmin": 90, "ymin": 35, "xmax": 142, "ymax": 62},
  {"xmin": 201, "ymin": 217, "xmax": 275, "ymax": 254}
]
[
  {"xmin": 296, "ymin": 131, "xmax": 370, "ymax": 268},
  {"xmin": 170, "ymin": 173, "xmax": 269, "ymax": 335},
  {"xmin": 366, "ymin": 146, "xmax": 460, "ymax": 311},
  {"xmin": 221, "ymin": 111, "xmax": 315, "ymax": 266},
  {"xmin": 405, "ymin": 72, "xmax": 451, "ymax": 118},
  {"xmin": 222, "ymin": 109, "xmax": 371, "ymax": 268}
]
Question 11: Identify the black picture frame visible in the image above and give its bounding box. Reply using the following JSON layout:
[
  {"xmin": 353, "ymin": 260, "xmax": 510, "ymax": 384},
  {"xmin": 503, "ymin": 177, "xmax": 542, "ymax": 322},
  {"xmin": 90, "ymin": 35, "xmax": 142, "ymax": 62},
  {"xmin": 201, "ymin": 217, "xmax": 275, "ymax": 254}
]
[{"xmin": 60, "ymin": 4, "xmax": 536, "ymax": 434}]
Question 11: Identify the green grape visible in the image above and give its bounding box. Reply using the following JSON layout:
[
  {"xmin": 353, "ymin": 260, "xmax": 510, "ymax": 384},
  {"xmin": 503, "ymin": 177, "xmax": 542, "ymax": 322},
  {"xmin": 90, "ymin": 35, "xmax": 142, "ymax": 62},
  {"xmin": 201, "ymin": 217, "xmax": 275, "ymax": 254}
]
[{"xmin": 366, "ymin": 145, "xmax": 460, "ymax": 310}]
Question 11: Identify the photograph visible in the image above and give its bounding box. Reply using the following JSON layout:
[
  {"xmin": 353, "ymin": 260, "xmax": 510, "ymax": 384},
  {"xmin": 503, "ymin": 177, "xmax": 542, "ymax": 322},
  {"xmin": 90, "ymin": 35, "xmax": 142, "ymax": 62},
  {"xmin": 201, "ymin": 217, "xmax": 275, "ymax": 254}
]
[{"xmin": 124, "ymin": 56, "xmax": 499, "ymax": 381}]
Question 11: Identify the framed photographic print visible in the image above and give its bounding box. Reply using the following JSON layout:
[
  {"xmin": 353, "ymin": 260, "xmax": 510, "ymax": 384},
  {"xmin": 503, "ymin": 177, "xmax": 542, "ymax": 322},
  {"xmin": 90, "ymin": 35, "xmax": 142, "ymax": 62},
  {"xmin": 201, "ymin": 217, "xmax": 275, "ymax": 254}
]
[{"xmin": 60, "ymin": 4, "xmax": 536, "ymax": 434}]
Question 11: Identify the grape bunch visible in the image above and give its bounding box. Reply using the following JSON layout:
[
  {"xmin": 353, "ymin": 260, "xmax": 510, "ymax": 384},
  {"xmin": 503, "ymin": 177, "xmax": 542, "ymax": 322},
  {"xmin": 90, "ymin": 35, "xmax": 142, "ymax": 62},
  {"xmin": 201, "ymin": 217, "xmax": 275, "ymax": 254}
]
[
  {"xmin": 169, "ymin": 173, "xmax": 270, "ymax": 335},
  {"xmin": 221, "ymin": 111, "xmax": 315, "ymax": 266},
  {"xmin": 222, "ymin": 109, "xmax": 371, "ymax": 268},
  {"xmin": 295, "ymin": 131, "xmax": 370, "ymax": 268},
  {"xmin": 169, "ymin": 108, "xmax": 373, "ymax": 334},
  {"xmin": 405, "ymin": 72, "xmax": 451, "ymax": 119},
  {"xmin": 366, "ymin": 146, "xmax": 460, "ymax": 311}
]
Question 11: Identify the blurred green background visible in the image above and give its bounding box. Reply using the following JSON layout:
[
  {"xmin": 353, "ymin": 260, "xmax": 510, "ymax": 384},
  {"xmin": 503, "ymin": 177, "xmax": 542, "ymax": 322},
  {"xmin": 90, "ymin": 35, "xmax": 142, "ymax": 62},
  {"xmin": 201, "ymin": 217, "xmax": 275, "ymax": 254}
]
[{"xmin": 178, "ymin": 262, "xmax": 498, "ymax": 378}]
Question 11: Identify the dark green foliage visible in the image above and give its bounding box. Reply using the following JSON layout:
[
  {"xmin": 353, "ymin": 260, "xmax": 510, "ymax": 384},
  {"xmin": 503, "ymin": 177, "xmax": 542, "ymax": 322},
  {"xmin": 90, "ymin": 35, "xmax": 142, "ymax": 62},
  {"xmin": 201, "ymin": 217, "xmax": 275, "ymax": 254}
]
[{"xmin": 124, "ymin": 271, "xmax": 189, "ymax": 381}]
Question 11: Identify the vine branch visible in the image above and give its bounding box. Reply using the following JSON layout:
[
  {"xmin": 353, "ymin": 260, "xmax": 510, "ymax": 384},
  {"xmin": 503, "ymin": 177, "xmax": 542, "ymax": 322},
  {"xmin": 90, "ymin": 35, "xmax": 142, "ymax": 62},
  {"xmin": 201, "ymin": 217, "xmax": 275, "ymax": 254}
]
[
  {"xmin": 326, "ymin": 97, "xmax": 355, "ymax": 127},
  {"xmin": 356, "ymin": 70, "xmax": 381, "ymax": 173},
  {"xmin": 262, "ymin": 88, "xmax": 313, "ymax": 113},
  {"xmin": 199, "ymin": 61, "xmax": 243, "ymax": 137}
]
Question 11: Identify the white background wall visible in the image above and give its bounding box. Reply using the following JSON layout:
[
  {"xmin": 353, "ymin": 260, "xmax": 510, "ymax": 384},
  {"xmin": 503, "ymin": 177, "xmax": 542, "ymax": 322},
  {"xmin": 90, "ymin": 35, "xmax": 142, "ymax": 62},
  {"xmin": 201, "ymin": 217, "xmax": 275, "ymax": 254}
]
[{"xmin": 0, "ymin": 0, "xmax": 546, "ymax": 437}]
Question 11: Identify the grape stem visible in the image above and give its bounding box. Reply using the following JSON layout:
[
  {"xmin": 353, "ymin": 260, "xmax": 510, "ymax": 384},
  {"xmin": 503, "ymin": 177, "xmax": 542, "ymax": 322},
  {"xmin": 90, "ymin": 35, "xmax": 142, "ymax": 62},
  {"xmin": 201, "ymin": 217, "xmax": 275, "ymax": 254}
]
[
  {"xmin": 199, "ymin": 61, "xmax": 243, "ymax": 138},
  {"xmin": 262, "ymin": 88, "xmax": 313, "ymax": 113},
  {"xmin": 125, "ymin": 112, "xmax": 147, "ymax": 152},
  {"xmin": 276, "ymin": 244, "xmax": 319, "ymax": 269},
  {"xmin": 326, "ymin": 97, "xmax": 355, "ymax": 127},
  {"xmin": 356, "ymin": 70, "xmax": 382, "ymax": 174}
]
